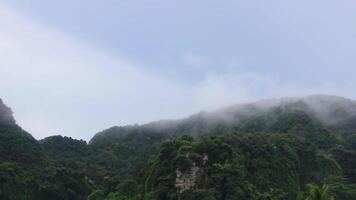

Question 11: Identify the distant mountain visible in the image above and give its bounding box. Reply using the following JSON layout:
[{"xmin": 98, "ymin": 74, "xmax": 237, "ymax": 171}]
[
  {"xmin": 0, "ymin": 98, "xmax": 16, "ymax": 126},
  {"xmin": 90, "ymin": 95, "xmax": 356, "ymax": 144},
  {"xmin": 0, "ymin": 99, "xmax": 42, "ymax": 167},
  {"xmin": 39, "ymin": 135, "xmax": 88, "ymax": 169},
  {"xmin": 1, "ymin": 95, "xmax": 356, "ymax": 200}
]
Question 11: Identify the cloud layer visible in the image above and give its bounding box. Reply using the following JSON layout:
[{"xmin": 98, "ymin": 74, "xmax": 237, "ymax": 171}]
[{"xmin": 0, "ymin": 3, "xmax": 354, "ymax": 140}]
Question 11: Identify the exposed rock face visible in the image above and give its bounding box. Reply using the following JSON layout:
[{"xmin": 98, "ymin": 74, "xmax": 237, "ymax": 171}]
[
  {"xmin": 175, "ymin": 163, "xmax": 199, "ymax": 194},
  {"xmin": 203, "ymin": 154, "xmax": 209, "ymax": 165},
  {"xmin": 0, "ymin": 99, "xmax": 16, "ymax": 126},
  {"xmin": 175, "ymin": 154, "xmax": 209, "ymax": 197}
]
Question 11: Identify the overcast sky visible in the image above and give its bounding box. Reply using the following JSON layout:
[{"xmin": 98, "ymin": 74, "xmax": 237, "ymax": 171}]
[{"xmin": 1, "ymin": 0, "xmax": 355, "ymax": 140}]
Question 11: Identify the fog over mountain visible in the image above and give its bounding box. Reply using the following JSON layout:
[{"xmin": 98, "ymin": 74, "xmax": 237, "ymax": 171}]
[
  {"xmin": 2, "ymin": 94, "xmax": 355, "ymax": 142},
  {"xmin": 2, "ymin": 0, "xmax": 356, "ymax": 199},
  {"xmin": 91, "ymin": 94, "xmax": 356, "ymax": 144},
  {"xmin": 2, "ymin": 0, "xmax": 356, "ymax": 140},
  {"xmin": 2, "ymin": 94, "xmax": 356, "ymax": 200},
  {"xmin": 0, "ymin": 98, "xmax": 16, "ymax": 126}
]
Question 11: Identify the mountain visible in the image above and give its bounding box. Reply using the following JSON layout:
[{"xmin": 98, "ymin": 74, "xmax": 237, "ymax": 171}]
[
  {"xmin": 0, "ymin": 99, "xmax": 16, "ymax": 126},
  {"xmin": 91, "ymin": 95, "xmax": 356, "ymax": 145},
  {"xmin": 39, "ymin": 135, "xmax": 88, "ymax": 169},
  {"xmin": 0, "ymin": 98, "xmax": 43, "ymax": 167},
  {"xmin": 1, "ymin": 95, "xmax": 356, "ymax": 200},
  {"xmin": 87, "ymin": 95, "xmax": 356, "ymax": 199}
]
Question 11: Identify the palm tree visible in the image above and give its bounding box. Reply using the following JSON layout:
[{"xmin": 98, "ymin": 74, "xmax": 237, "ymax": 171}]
[{"xmin": 305, "ymin": 184, "xmax": 334, "ymax": 200}]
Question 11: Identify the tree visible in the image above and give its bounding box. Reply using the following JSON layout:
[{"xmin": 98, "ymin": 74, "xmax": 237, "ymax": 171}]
[
  {"xmin": 87, "ymin": 189, "xmax": 105, "ymax": 200},
  {"xmin": 305, "ymin": 184, "xmax": 334, "ymax": 200}
]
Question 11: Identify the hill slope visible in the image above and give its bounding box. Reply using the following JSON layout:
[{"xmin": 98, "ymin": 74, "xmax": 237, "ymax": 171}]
[
  {"xmin": 91, "ymin": 95, "xmax": 356, "ymax": 145},
  {"xmin": 86, "ymin": 95, "xmax": 356, "ymax": 199},
  {"xmin": 0, "ymin": 98, "xmax": 43, "ymax": 167},
  {"xmin": 1, "ymin": 95, "xmax": 356, "ymax": 200}
]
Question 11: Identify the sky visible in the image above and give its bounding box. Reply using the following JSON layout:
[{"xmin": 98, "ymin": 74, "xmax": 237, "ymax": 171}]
[{"xmin": 0, "ymin": 0, "xmax": 356, "ymax": 140}]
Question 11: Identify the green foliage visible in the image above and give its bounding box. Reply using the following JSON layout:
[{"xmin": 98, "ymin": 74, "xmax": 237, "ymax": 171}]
[
  {"xmin": 304, "ymin": 184, "xmax": 334, "ymax": 200},
  {"xmin": 331, "ymin": 146, "xmax": 356, "ymax": 183},
  {"xmin": 38, "ymin": 168, "xmax": 90, "ymax": 200},
  {"xmin": 235, "ymin": 108, "xmax": 339, "ymax": 150},
  {"xmin": 323, "ymin": 176, "xmax": 356, "ymax": 200},
  {"xmin": 345, "ymin": 134, "xmax": 356, "ymax": 151},
  {"xmin": 87, "ymin": 189, "xmax": 105, "ymax": 200},
  {"xmin": 40, "ymin": 135, "xmax": 88, "ymax": 169},
  {"xmin": 2, "ymin": 96, "xmax": 356, "ymax": 199},
  {"xmin": 0, "ymin": 162, "xmax": 39, "ymax": 200},
  {"xmin": 0, "ymin": 126, "xmax": 43, "ymax": 167},
  {"xmin": 181, "ymin": 189, "xmax": 217, "ymax": 200}
]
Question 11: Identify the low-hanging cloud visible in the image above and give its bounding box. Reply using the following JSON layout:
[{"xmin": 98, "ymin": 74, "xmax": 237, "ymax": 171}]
[{"xmin": 0, "ymin": 3, "xmax": 353, "ymax": 140}]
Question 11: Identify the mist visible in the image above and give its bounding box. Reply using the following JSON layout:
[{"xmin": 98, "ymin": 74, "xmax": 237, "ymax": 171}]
[{"xmin": 1, "ymin": 1, "xmax": 356, "ymax": 140}]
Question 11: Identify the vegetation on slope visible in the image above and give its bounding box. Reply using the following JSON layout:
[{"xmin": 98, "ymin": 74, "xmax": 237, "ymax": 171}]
[{"xmin": 1, "ymin": 95, "xmax": 356, "ymax": 199}]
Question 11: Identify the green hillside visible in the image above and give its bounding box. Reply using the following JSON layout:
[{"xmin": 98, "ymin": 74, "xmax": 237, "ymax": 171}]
[{"xmin": 1, "ymin": 95, "xmax": 356, "ymax": 199}]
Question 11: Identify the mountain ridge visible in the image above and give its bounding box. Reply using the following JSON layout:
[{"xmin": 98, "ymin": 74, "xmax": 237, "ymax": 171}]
[
  {"xmin": 90, "ymin": 94, "xmax": 356, "ymax": 144},
  {"xmin": 1, "ymin": 94, "xmax": 356, "ymax": 199},
  {"xmin": 0, "ymin": 98, "xmax": 16, "ymax": 126}
]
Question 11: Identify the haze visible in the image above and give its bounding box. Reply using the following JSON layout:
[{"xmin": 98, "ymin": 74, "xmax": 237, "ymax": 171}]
[{"xmin": 1, "ymin": 0, "xmax": 355, "ymax": 140}]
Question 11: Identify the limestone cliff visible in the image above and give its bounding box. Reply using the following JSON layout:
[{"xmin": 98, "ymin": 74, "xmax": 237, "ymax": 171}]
[{"xmin": 175, "ymin": 163, "xmax": 199, "ymax": 194}]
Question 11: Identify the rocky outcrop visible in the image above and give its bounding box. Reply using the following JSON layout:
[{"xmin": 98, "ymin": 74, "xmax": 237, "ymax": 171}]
[
  {"xmin": 175, "ymin": 154, "xmax": 209, "ymax": 196},
  {"xmin": 175, "ymin": 163, "xmax": 199, "ymax": 194}
]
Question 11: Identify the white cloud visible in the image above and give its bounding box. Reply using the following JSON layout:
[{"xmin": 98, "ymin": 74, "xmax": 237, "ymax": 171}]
[
  {"xmin": 0, "ymin": 3, "xmax": 190, "ymax": 139},
  {"xmin": 0, "ymin": 3, "xmax": 353, "ymax": 140}
]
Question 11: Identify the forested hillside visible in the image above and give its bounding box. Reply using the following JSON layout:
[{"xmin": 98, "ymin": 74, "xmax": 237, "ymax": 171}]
[{"xmin": 1, "ymin": 95, "xmax": 356, "ymax": 199}]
